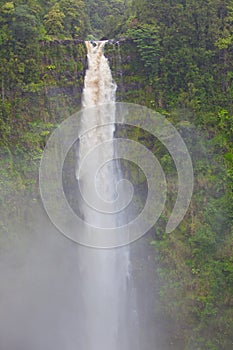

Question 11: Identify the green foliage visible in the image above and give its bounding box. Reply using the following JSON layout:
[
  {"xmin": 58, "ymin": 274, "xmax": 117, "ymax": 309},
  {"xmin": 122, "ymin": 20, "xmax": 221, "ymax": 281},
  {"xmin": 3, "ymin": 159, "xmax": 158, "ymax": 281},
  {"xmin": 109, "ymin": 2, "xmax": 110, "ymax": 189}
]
[
  {"xmin": 44, "ymin": 3, "xmax": 65, "ymax": 35},
  {"xmin": 126, "ymin": 22, "xmax": 159, "ymax": 80},
  {"xmin": 59, "ymin": 0, "xmax": 88, "ymax": 38},
  {"xmin": 85, "ymin": 0, "xmax": 126, "ymax": 38},
  {"xmin": 12, "ymin": 4, "xmax": 40, "ymax": 42}
]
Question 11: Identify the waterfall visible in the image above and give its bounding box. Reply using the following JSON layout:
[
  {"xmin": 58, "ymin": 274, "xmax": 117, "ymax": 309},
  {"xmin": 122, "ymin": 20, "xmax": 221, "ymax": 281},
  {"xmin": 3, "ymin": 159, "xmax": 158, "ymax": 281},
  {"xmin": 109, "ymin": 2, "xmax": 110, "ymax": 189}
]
[
  {"xmin": 82, "ymin": 41, "xmax": 117, "ymax": 108},
  {"xmin": 77, "ymin": 40, "xmax": 118, "ymax": 226},
  {"xmin": 76, "ymin": 40, "xmax": 131, "ymax": 350}
]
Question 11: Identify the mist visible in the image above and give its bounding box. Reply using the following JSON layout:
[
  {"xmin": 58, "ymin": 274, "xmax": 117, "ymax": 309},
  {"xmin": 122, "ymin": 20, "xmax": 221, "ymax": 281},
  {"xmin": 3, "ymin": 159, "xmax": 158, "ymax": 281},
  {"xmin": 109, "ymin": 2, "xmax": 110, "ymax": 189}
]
[{"xmin": 0, "ymin": 192, "xmax": 175, "ymax": 350}]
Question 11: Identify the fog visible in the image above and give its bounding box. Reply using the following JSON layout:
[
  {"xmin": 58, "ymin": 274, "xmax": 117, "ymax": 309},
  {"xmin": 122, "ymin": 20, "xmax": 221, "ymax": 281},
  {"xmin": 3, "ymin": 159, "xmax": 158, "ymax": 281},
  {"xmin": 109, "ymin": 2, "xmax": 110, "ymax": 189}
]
[{"xmin": 0, "ymin": 193, "xmax": 176, "ymax": 350}]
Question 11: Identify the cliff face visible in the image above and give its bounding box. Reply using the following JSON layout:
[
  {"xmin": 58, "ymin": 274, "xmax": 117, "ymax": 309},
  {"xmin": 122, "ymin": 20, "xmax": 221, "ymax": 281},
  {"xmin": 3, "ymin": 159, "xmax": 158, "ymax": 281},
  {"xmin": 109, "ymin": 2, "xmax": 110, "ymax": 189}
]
[
  {"xmin": 1, "ymin": 39, "xmax": 151, "ymax": 187},
  {"xmin": 40, "ymin": 39, "xmax": 150, "ymax": 117},
  {"xmin": 105, "ymin": 40, "xmax": 153, "ymax": 107},
  {"xmin": 0, "ymin": 39, "xmax": 150, "ymax": 203},
  {"xmin": 38, "ymin": 41, "xmax": 87, "ymax": 119},
  {"xmin": 36, "ymin": 39, "xmax": 151, "ymax": 123}
]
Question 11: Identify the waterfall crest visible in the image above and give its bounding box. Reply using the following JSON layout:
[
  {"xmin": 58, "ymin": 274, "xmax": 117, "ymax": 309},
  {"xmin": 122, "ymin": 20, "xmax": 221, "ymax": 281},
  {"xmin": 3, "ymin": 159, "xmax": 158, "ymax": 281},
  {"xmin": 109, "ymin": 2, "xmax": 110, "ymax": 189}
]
[{"xmin": 82, "ymin": 41, "xmax": 117, "ymax": 108}]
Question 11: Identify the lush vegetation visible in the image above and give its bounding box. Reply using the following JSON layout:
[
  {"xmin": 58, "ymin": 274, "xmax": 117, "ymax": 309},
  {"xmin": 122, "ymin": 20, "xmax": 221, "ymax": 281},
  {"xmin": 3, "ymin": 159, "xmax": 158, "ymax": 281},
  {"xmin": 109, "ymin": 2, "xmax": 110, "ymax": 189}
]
[{"xmin": 0, "ymin": 0, "xmax": 233, "ymax": 349}]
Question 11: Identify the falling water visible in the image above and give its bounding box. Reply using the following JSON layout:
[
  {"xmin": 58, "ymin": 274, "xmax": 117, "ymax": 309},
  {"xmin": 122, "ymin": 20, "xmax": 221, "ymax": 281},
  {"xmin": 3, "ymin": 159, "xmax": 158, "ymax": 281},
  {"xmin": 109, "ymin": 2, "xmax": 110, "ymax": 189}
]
[
  {"xmin": 82, "ymin": 41, "xmax": 117, "ymax": 108},
  {"xmin": 75, "ymin": 40, "xmax": 131, "ymax": 350},
  {"xmin": 77, "ymin": 40, "xmax": 119, "ymax": 227}
]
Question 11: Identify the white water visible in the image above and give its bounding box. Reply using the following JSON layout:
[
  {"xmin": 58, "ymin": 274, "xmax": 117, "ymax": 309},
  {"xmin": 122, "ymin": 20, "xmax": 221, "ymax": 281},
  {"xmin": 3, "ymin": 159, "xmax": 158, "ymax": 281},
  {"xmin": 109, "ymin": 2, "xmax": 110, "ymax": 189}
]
[
  {"xmin": 82, "ymin": 41, "xmax": 117, "ymax": 108},
  {"xmin": 76, "ymin": 41, "xmax": 131, "ymax": 350},
  {"xmin": 77, "ymin": 40, "xmax": 119, "ymax": 227}
]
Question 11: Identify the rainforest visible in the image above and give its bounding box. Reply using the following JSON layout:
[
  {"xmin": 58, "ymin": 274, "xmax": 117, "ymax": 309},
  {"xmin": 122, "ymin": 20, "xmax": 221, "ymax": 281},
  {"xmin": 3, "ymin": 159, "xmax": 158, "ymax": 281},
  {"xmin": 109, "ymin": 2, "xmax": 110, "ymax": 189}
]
[{"xmin": 0, "ymin": 1, "xmax": 233, "ymax": 350}]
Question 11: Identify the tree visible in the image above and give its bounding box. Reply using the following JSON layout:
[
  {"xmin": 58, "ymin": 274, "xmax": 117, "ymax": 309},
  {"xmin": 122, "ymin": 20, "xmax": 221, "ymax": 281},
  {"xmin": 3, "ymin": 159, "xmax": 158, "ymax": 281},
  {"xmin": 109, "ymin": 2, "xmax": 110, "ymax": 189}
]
[
  {"xmin": 126, "ymin": 22, "xmax": 160, "ymax": 79},
  {"xmin": 12, "ymin": 4, "xmax": 40, "ymax": 42},
  {"xmin": 44, "ymin": 3, "xmax": 65, "ymax": 36},
  {"xmin": 84, "ymin": 0, "xmax": 126, "ymax": 38},
  {"xmin": 60, "ymin": 0, "xmax": 88, "ymax": 38}
]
